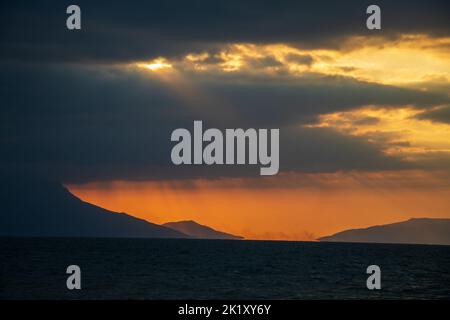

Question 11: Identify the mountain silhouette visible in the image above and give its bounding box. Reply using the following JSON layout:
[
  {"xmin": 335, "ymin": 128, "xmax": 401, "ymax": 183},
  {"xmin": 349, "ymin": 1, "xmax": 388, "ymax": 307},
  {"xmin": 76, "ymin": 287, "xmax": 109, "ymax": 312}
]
[
  {"xmin": 0, "ymin": 174, "xmax": 189, "ymax": 238},
  {"xmin": 319, "ymin": 218, "xmax": 450, "ymax": 245},
  {"xmin": 163, "ymin": 220, "xmax": 244, "ymax": 240}
]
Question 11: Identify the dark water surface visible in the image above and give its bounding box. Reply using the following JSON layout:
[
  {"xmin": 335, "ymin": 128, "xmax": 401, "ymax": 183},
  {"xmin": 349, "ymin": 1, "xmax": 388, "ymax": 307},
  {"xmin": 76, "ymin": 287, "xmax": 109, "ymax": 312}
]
[{"xmin": 1, "ymin": 238, "xmax": 449, "ymax": 299}]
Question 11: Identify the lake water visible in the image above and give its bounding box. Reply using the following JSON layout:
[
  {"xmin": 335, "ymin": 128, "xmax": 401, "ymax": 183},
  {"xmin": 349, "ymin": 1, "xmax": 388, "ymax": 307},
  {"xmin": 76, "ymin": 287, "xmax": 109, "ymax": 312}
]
[{"xmin": 1, "ymin": 238, "xmax": 449, "ymax": 299}]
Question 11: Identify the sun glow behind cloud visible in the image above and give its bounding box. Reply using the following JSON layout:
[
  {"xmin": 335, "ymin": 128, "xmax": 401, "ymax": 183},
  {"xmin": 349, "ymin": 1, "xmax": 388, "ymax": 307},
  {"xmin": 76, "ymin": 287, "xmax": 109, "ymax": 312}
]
[
  {"xmin": 308, "ymin": 106, "xmax": 450, "ymax": 161},
  {"xmin": 100, "ymin": 33, "xmax": 450, "ymax": 240},
  {"xmin": 131, "ymin": 34, "xmax": 450, "ymax": 167},
  {"xmin": 134, "ymin": 34, "xmax": 450, "ymax": 87},
  {"xmin": 137, "ymin": 58, "xmax": 173, "ymax": 71}
]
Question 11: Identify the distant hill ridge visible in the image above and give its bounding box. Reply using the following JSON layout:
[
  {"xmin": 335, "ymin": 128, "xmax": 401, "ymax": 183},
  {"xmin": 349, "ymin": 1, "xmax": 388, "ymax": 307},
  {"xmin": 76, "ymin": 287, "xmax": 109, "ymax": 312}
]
[
  {"xmin": 0, "ymin": 174, "xmax": 189, "ymax": 238},
  {"xmin": 0, "ymin": 174, "xmax": 244, "ymax": 240},
  {"xmin": 319, "ymin": 218, "xmax": 450, "ymax": 245},
  {"xmin": 163, "ymin": 220, "xmax": 244, "ymax": 240}
]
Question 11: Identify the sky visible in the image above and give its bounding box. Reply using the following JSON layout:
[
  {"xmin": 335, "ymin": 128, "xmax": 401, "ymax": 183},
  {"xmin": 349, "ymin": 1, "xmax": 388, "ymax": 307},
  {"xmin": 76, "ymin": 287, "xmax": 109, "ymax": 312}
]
[{"xmin": 1, "ymin": 1, "xmax": 450, "ymax": 240}]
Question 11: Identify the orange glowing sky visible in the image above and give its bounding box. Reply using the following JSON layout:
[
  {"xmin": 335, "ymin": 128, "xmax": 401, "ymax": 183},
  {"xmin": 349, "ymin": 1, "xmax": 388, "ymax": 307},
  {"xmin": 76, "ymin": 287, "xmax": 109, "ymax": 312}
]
[
  {"xmin": 68, "ymin": 34, "xmax": 450, "ymax": 240},
  {"xmin": 68, "ymin": 171, "xmax": 450, "ymax": 240}
]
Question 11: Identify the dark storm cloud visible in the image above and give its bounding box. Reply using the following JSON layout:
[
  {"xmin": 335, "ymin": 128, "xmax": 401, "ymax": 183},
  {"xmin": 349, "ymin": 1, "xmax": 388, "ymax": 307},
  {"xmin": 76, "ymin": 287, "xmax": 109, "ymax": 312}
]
[
  {"xmin": 284, "ymin": 54, "xmax": 315, "ymax": 66},
  {"xmin": 279, "ymin": 126, "xmax": 407, "ymax": 173},
  {"xmin": 1, "ymin": 0, "xmax": 449, "ymax": 63},
  {"xmin": 199, "ymin": 72, "xmax": 449, "ymax": 127},
  {"xmin": 415, "ymin": 105, "xmax": 450, "ymax": 124},
  {"xmin": 1, "ymin": 63, "xmax": 447, "ymax": 182},
  {"xmin": 247, "ymin": 57, "xmax": 283, "ymax": 69}
]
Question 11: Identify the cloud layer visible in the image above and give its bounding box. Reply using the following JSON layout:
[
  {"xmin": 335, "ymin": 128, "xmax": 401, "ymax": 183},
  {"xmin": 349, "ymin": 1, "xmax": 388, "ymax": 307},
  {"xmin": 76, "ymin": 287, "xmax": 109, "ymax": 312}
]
[
  {"xmin": 1, "ymin": 1, "xmax": 450, "ymax": 183},
  {"xmin": 2, "ymin": 1, "xmax": 449, "ymax": 63}
]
